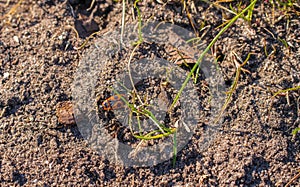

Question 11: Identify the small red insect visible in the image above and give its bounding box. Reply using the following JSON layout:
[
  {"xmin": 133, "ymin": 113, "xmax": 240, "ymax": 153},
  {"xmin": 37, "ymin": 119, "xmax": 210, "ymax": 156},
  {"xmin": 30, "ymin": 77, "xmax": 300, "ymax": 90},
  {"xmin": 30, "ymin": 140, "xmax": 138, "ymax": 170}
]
[{"xmin": 101, "ymin": 94, "xmax": 126, "ymax": 111}]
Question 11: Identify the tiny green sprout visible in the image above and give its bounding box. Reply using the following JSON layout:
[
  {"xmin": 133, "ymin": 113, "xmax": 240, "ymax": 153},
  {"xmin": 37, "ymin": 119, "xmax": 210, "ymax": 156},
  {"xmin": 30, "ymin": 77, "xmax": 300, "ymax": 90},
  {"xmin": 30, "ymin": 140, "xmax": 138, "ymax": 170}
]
[
  {"xmin": 292, "ymin": 127, "xmax": 300, "ymax": 136},
  {"xmin": 112, "ymin": 88, "xmax": 176, "ymax": 140}
]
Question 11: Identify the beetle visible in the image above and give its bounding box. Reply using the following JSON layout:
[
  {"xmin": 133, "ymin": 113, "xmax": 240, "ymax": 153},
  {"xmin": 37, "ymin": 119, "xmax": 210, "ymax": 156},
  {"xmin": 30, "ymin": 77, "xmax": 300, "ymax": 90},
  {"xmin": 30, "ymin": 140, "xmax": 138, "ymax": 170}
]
[{"xmin": 101, "ymin": 94, "xmax": 126, "ymax": 111}]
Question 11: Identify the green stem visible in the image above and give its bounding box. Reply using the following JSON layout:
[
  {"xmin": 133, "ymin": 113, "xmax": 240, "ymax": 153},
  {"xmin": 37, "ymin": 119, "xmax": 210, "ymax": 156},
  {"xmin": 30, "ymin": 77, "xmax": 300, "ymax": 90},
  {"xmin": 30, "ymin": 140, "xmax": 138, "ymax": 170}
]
[{"xmin": 168, "ymin": 0, "xmax": 258, "ymax": 112}]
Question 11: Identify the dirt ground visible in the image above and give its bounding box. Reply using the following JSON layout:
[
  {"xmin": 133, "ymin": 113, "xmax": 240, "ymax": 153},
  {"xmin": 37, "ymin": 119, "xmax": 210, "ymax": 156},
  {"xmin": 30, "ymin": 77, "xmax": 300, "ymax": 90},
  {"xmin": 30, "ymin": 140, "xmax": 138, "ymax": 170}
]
[{"xmin": 1, "ymin": 0, "xmax": 300, "ymax": 186}]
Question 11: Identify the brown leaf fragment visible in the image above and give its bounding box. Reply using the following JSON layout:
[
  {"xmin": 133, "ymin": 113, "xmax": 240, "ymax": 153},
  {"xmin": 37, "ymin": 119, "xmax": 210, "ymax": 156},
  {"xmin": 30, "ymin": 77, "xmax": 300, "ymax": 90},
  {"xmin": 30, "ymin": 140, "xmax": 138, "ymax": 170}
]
[{"xmin": 56, "ymin": 101, "xmax": 76, "ymax": 126}]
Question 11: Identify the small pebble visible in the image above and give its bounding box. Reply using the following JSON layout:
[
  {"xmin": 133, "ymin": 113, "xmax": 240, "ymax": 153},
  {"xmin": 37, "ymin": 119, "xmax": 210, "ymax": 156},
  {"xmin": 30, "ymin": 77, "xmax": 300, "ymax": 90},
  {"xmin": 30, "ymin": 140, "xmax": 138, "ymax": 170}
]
[
  {"xmin": 3, "ymin": 72, "xmax": 9, "ymax": 79},
  {"xmin": 13, "ymin": 36, "xmax": 20, "ymax": 44}
]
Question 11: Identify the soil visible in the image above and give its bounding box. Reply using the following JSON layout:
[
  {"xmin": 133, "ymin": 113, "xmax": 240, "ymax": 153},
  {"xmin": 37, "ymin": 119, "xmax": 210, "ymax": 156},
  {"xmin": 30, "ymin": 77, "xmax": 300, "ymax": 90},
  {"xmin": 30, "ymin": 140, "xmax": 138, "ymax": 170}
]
[{"xmin": 1, "ymin": 0, "xmax": 300, "ymax": 186}]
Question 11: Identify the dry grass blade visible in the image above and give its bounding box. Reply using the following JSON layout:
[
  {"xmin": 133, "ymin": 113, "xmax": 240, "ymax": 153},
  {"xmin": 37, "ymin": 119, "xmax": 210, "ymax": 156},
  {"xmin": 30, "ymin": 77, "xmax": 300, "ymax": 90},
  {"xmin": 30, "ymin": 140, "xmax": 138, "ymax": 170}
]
[
  {"xmin": 1, "ymin": 0, "xmax": 23, "ymax": 24},
  {"xmin": 267, "ymin": 85, "xmax": 300, "ymax": 123},
  {"xmin": 87, "ymin": 0, "xmax": 96, "ymax": 11},
  {"xmin": 273, "ymin": 86, "xmax": 300, "ymax": 98},
  {"xmin": 214, "ymin": 52, "xmax": 253, "ymax": 124},
  {"xmin": 285, "ymin": 170, "xmax": 300, "ymax": 187},
  {"xmin": 182, "ymin": 0, "xmax": 198, "ymax": 37},
  {"xmin": 74, "ymin": 29, "xmax": 110, "ymax": 50}
]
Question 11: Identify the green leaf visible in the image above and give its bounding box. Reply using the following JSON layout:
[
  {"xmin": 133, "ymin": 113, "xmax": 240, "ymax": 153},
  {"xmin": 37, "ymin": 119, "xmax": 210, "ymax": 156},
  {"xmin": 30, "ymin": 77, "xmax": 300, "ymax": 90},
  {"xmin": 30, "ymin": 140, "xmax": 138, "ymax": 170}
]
[{"xmin": 292, "ymin": 127, "xmax": 300, "ymax": 136}]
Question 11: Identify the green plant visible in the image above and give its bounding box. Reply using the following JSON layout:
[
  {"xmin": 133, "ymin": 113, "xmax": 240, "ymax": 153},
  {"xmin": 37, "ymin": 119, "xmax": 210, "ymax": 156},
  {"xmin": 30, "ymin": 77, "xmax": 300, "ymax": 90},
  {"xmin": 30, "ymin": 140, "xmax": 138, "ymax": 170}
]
[
  {"xmin": 113, "ymin": 0, "xmax": 259, "ymax": 166},
  {"xmin": 270, "ymin": 86, "xmax": 300, "ymax": 136},
  {"xmin": 116, "ymin": 0, "xmax": 179, "ymax": 166},
  {"xmin": 214, "ymin": 52, "xmax": 253, "ymax": 123},
  {"xmin": 111, "ymin": 89, "xmax": 176, "ymax": 140},
  {"xmin": 292, "ymin": 128, "xmax": 300, "ymax": 136},
  {"xmin": 169, "ymin": 0, "xmax": 258, "ymax": 115},
  {"xmin": 227, "ymin": 0, "xmax": 256, "ymax": 22}
]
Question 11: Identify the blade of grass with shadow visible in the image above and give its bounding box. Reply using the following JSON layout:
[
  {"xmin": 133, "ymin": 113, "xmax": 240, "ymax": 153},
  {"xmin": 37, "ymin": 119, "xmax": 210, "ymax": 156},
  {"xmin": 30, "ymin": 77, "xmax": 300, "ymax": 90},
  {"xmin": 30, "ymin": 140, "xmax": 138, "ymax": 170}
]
[{"xmin": 168, "ymin": 0, "xmax": 258, "ymax": 117}]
